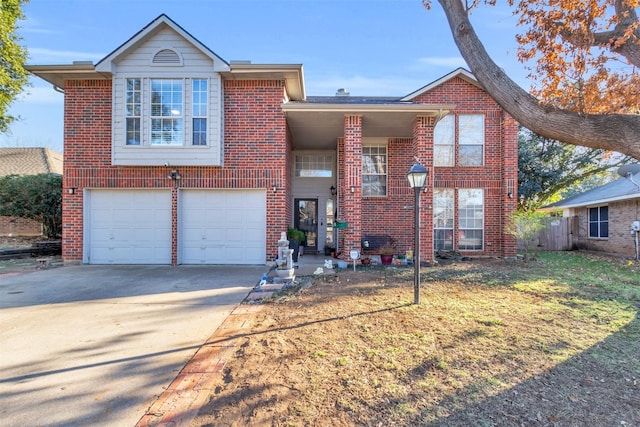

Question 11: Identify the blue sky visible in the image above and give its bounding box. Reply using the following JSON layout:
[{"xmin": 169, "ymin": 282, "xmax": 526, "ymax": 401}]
[{"xmin": 1, "ymin": 0, "xmax": 528, "ymax": 153}]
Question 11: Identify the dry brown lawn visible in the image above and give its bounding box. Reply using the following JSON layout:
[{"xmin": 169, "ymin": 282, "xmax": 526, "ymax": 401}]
[{"xmin": 192, "ymin": 252, "xmax": 639, "ymax": 427}]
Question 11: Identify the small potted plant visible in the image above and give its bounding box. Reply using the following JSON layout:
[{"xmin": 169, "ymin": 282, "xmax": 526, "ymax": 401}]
[
  {"xmin": 287, "ymin": 227, "xmax": 306, "ymax": 262},
  {"xmin": 324, "ymin": 244, "xmax": 335, "ymax": 256},
  {"xmin": 379, "ymin": 245, "xmax": 395, "ymax": 265}
]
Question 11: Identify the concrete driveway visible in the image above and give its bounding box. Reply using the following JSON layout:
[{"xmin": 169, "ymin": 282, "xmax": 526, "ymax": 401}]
[{"xmin": 0, "ymin": 264, "xmax": 264, "ymax": 426}]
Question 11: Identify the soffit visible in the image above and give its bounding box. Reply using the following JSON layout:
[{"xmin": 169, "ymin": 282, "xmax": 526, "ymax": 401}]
[{"xmin": 282, "ymin": 102, "xmax": 455, "ymax": 150}]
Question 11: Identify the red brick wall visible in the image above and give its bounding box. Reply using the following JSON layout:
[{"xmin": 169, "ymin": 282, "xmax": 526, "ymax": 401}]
[
  {"xmin": 62, "ymin": 78, "xmax": 289, "ymax": 264},
  {"xmin": 573, "ymin": 199, "xmax": 640, "ymax": 256},
  {"xmin": 0, "ymin": 216, "xmax": 42, "ymax": 237},
  {"xmin": 357, "ymin": 77, "xmax": 518, "ymax": 260},
  {"xmin": 412, "ymin": 77, "xmax": 518, "ymax": 259}
]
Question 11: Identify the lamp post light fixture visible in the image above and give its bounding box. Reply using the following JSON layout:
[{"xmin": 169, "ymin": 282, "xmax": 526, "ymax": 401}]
[
  {"xmin": 330, "ymin": 185, "xmax": 337, "ymax": 196},
  {"xmin": 407, "ymin": 161, "xmax": 428, "ymax": 304}
]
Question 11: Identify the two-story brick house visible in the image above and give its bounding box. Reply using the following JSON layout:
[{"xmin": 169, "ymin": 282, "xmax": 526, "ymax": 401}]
[{"xmin": 27, "ymin": 14, "xmax": 517, "ymax": 266}]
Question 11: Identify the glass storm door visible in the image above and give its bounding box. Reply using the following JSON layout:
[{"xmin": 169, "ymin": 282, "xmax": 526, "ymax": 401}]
[{"xmin": 294, "ymin": 199, "xmax": 318, "ymax": 252}]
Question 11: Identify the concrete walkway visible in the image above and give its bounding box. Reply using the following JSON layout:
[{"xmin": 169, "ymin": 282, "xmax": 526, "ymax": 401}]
[{"xmin": 0, "ymin": 264, "xmax": 263, "ymax": 427}]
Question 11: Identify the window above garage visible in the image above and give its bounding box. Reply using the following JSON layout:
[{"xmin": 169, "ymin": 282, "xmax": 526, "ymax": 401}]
[{"xmin": 124, "ymin": 78, "xmax": 209, "ymax": 147}]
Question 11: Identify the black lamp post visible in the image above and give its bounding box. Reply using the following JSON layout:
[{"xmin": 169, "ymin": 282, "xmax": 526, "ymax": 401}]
[{"xmin": 407, "ymin": 161, "xmax": 428, "ymax": 304}]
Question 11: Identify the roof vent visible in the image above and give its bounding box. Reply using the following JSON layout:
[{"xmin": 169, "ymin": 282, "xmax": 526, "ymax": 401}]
[
  {"xmin": 336, "ymin": 88, "xmax": 350, "ymax": 96},
  {"xmin": 152, "ymin": 49, "xmax": 183, "ymax": 65}
]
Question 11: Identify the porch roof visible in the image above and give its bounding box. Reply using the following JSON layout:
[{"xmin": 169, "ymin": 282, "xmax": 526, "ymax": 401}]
[{"xmin": 282, "ymin": 97, "xmax": 455, "ymax": 150}]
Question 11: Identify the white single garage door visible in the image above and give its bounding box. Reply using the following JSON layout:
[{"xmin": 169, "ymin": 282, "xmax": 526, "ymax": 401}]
[
  {"xmin": 180, "ymin": 189, "xmax": 266, "ymax": 264},
  {"xmin": 85, "ymin": 190, "xmax": 172, "ymax": 264}
]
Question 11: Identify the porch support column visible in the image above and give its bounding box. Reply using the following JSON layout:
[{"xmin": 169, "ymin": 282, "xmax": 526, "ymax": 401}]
[
  {"xmin": 413, "ymin": 116, "xmax": 435, "ymax": 264},
  {"xmin": 340, "ymin": 114, "xmax": 363, "ymax": 257}
]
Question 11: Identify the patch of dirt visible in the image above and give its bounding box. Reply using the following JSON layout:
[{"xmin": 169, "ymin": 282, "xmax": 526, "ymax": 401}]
[
  {"xmin": 0, "ymin": 236, "xmax": 62, "ymax": 275},
  {"xmin": 191, "ymin": 254, "xmax": 639, "ymax": 427}
]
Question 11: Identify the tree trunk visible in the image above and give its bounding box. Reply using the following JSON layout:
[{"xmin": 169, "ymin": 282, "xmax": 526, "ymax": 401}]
[{"xmin": 437, "ymin": 0, "xmax": 640, "ymax": 161}]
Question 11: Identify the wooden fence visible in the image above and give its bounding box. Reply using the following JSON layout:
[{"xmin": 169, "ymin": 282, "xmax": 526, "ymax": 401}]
[{"xmin": 536, "ymin": 217, "xmax": 573, "ymax": 251}]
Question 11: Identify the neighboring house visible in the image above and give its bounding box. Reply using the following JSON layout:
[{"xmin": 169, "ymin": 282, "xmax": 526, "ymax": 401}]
[
  {"xmin": 540, "ymin": 171, "xmax": 640, "ymax": 257},
  {"xmin": 0, "ymin": 147, "xmax": 63, "ymax": 237},
  {"xmin": 26, "ymin": 14, "xmax": 518, "ymax": 266}
]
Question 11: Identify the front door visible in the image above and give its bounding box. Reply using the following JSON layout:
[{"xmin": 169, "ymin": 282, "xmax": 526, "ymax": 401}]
[{"xmin": 294, "ymin": 199, "xmax": 318, "ymax": 252}]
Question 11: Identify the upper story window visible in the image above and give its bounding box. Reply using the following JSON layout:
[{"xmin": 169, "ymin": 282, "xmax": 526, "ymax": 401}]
[
  {"xmin": 151, "ymin": 79, "xmax": 183, "ymax": 145},
  {"xmin": 434, "ymin": 115, "xmax": 454, "ymax": 166},
  {"xmin": 362, "ymin": 144, "xmax": 387, "ymax": 197},
  {"xmin": 294, "ymin": 154, "xmax": 334, "ymax": 177},
  {"xmin": 124, "ymin": 77, "xmax": 208, "ymax": 147},
  {"xmin": 588, "ymin": 206, "xmax": 608, "ymax": 238},
  {"xmin": 459, "ymin": 114, "xmax": 484, "ymax": 166},
  {"xmin": 434, "ymin": 114, "xmax": 485, "ymax": 166}
]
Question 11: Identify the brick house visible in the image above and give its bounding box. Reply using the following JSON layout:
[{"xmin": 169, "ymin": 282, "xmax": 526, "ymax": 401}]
[
  {"xmin": 541, "ymin": 170, "xmax": 640, "ymax": 258},
  {"xmin": 26, "ymin": 14, "xmax": 517, "ymax": 266},
  {"xmin": 0, "ymin": 147, "xmax": 63, "ymax": 237}
]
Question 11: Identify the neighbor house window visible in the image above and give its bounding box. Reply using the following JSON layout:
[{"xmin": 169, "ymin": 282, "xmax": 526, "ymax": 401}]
[
  {"xmin": 192, "ymin": 79, "xmax": 208, "ymax": 146},
  {"xmin": 362, "ymin": 144, "xmax": 387, "ymax": 196},
  {"xmin": 151, "ymin": 79, "xmax": 183, "ymax": 145},
  {"xmin": 434, "ymin": 115, "xmax": 454, "ymax": 166},
  {"xmin": 122, "ymin": 77, "xmax": 209, "ymax": 146},
  {"xmin": 458, "ymin": 189, "xmax": 484, "ymax": 250},
  {"xmin": 434, "ymin": 189, "xmax": 454, "ymax": 250},
  {"xmin": 294, "ymin": 154, "xmax": 334, "ymax": 177},
  {"xmin": 125, "ymin": 79, "xmax": 141, "ymax": 145},
  {"xmin": 588, "ymin": 206, "xmax": 608, "ymax": 238},
  {"xmin": 458, "ymin": 114, "xmax": 484, "ymax": 166}
]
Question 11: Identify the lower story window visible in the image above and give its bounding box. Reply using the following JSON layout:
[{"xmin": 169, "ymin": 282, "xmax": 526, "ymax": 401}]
[
  {"xmin": 458, "ymin": 189, "xmax": 484, "ymax": 250},
  {"xmin": 588, "ymin": 206, "xmax": 608, "ymax": 238},
  {"xmin": 434, "ymin": 189, "xmax": 454, "ymax": 250}
]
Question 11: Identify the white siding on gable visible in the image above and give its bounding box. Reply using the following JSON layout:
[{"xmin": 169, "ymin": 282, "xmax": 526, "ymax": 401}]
[{"xmin": 111, "ymin": 26, "xmax": 223, "ymax": 166}]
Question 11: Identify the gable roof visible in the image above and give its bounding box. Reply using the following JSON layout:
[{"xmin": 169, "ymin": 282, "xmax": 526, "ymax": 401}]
[
  {"xmin": 0, "ymin": 148, "xmax": 63, "ymax": 176},
  {"xmin": 400, "ymin": 67, "xmax": 481, "ymax": 101},
  {"xmin": 95, "ymin": 14, "xmax": 230, "ymax": 73},
  {"xmin": 541, "ymin": 172, "xmax": 640, "ymax": 210}
]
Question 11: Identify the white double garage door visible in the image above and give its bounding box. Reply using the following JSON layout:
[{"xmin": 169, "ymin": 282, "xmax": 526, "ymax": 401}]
[{"xmin": 84, "ymin": 189, "xmax": 266, "ymax": 265}]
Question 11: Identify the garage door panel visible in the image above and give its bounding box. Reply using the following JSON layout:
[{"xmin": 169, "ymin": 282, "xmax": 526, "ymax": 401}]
[
  {"xmin": 180, "ymin": 190, "xmax": 266, "ymax": 265},
  {"xmin": 87, "ymin": 190, "xmax": 171, "ymax": 264}
]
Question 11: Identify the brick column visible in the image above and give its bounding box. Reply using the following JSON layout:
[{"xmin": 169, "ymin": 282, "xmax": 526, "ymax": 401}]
[
  {"xmin": 413, "ymin": 116, "xmax": 435, "ymax": 264},
  {"xmin": 171, "ymin": 186, "xmax": 178, "ymax": 266},
  {"xmin": 501, "ymin": 111, "xmax": 519, "ymax": 259},
  {"xmin": 341, "ymin": 115, "xmax": 363, "ymax": 257}
]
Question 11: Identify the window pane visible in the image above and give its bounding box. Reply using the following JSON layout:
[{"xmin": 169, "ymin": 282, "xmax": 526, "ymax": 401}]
[
  {"xmin": 362, "ymin": 145, "xmax": 387, "ymax": 196},
  {"xmin": 434, "ymin": 145, "xmax": 453, "ymax": 167},
  {"xmin": 434, "ymin": 115, "xmax": 454, "ymax": 166},
  {"xmin": 589, "ymin": 222, "xmax": 599, "ymax": 238},
  {"xmin": 459, "ymin": 145, "xmax": 483, "ymax": 166},
  {"xmin": 589, "ymin": 207, "xmax": 599, "ymax": 221},
  {"xmin": 125, "ymin": 78, "xmax": 141, "ymax": 145},
  {"xmin": 192, "ymin": 118, "xmax": 207, "ymax": 146},
  {"xmin": 126, "ymin": 118, "xmax": 140, "ymax": 145},
  {"xmin": 600, "ymin": 221, "xmax": 609, "ymax": 238},
  {"xmin": 151, "ymin": 79, "xmax": 183, "ymax": 117},
  {"xmin": 434, "ymin": 189, "xmax": 454, "ymax": 250},
  {"xmin": 458, "ymin": 189, "xmax": 484, "ymax": 250},
  {"xmin": 151, "ymin": 118, "xmax": 183, "ymax": 145},
  {"xmin": 459, "ymin": 114, "xmax": 484, "ymax": 145},
  {"xmin": 600, "ymin": 206, "xmax": 608, "ymax": 221},
  {"xmin": 294, "ymin": 154, "xmax": 333, "ymax": 177},
  {"xmin": 151, "ymin": 79, "xmax": 183, "ymax": 145}
]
